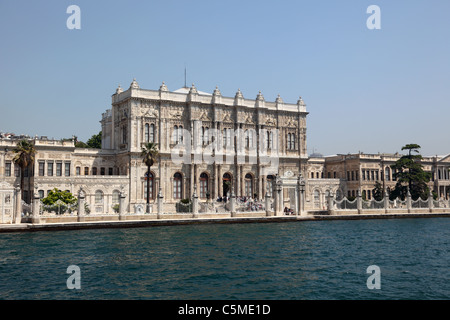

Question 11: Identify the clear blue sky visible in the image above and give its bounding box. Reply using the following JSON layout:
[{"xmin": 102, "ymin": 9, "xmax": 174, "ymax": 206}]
[{"xmin": 1, "ymin": 0, "xmax": 449, "ymax": 157}]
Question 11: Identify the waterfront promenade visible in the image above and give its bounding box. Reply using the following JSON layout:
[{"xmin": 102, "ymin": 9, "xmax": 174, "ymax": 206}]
[{"xmin": 1, "ymin": 211, "xmax": 450, "ymax": 233}]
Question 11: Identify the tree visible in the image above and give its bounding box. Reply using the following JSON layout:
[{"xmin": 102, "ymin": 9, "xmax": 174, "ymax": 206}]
[
  {"xmin": 141, "ymin": 142, "xmax": 159, "ymax": 213},
  {"xmin": 42, "ymin": 188, "xmax": 77, "ymax": 206},
  {"xmin": 86, "ymin": 131, "xmax": 102, "ymax": 149},
  {"xmin": 41, "ymin": 188, "xmax": 78, "ymax": 214},
  {"xmin": 12, "ymin": 139, "xmax": 36, "ymax": 203},
  {"xmin": 372, "ymin": 181, "xmax": 384, "ymax": 201},
  {"xmin": 390, "ymin": 144, "xmax": 431, "ymax": 200}
]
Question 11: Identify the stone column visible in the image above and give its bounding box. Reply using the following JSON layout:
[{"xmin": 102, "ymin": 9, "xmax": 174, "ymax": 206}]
[
  {"xmin": 265, "ymin": 192, "xmax": 271, "ymax": 216},
  {"xmin": 328, "ymin": 192, "xmax": 335, "ymax": 215},
  {"xmin": 213, "ymin": 164, "xmax": 218, "ymax": 200},
  {"xmin": 406, "ymin": 190, "xmax": 412, "ymax": 213},
  {"xmin": 300, "ymin": 189, "xmax": 306, "ymax": 217},
  {"xmin": 357, "ymin": 190, "xmax": 362, "ymax": 214},
  {"xmin": 192, "ymin": 186, "xmax": 199, "ymax": 218},
  {"xmin": 157, "ymin": 188, "xmax": 163, "ymax": 219},
  {"xmin": 119, "ymin": 191, "xmax": 126, "ymax": 220},
  {"xmin": 230, "ymin": 187, "xmax": 236, "ymax": 217},
  {"xmin": 14, "ymin": 186, "xmax": 22, "ymax": 224},
  {"xmin": 77, "ymin": 189, "xmax": 85, "ymax": 222},
  {"xmin": 384, "ymin": 190, "xmax": 389, "ymax": 214},
  {"xmin": 294, "ymin": 185, "xmax": 299, "ymax": 215},
  {"xmin": 428, "ymin": 189, "xmax": 433, "ymax": 213},
  {"xmin": 31, "ymin": 191, "xmax": 40, "ymax": 224}
]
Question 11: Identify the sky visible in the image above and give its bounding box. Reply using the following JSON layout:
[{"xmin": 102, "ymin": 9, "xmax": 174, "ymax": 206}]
[{"xmin": 1, "ymin": 0, "xmax": 449, "ymax": 157}]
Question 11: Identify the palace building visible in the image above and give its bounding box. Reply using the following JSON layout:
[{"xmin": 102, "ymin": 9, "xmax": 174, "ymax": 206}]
[{"xmin": 1, "ymin": 79, "xmax": 449, "ymax": 215}]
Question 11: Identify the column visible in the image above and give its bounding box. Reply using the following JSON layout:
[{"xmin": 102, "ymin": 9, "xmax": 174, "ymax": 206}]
[
  {"xmin": 77, "ymin": 189, "xmax": 85, "ymax": 222},
  {"xmin": 357, "ymin": 190, "xmax": 362, "ymax": 214},
  {"xmin": 265, "ymin": 192, "xmax": 271, "ymax": 216},
  {"xmin": 14, "ymin": 187, "xmax": 22, "ymax": 224},
  {"xmin": 384, "ymin": 190, "xmax": 389, "ymax": 214},
  {"xmin": 213, "ymin": 164, "xmax": 218, "ymax": 200},
  {"xmin": 230, "ymin": 186, "xmax": 236, "ymax": 217},
  {"xmin": 32, "ymin": 191, "xmax": 40, "ymax": 224},
  {"xmin": 218, "ymin": 165, "xmax": 222, "ymax": 197},
  {"xmin": 192, "ymin": 186, "xmax": 199, "ymax": 218},
  {"xmin": 327, "ymin": 192, "xmax": 335, "ymax": 215},
  {"xmin": 157, "ymin": 187, "xmax": 163, "ymax": 219},
  {"xmin": 406, "ymin": 190, "xmax": 412, "ymax": 213},
  {"xmin": 119, "ymin": 191, "xmax": 126, "ymax": 220},
  {"xmin": 428, "ymin": 189, "xmax": 433, "ymax": 213}
]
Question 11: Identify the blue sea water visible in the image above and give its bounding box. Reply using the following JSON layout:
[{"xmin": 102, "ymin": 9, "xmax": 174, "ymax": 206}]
[{"xmin": 0, "ymin": 218, "xmax": 449, "ymax": 300}]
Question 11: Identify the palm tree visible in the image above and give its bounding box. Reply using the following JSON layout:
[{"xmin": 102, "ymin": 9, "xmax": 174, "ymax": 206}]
[
  {"xmin": 12, "ymin": 139, "xmax": 36, "ymax": 203},
  {"xmin": 141, "ymin": 142, "xmax": 159, "ymax": 213}
]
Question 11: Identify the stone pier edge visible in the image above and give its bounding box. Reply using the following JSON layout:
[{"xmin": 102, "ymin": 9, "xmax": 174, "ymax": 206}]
[{"xmin": 1, "ymin": 212, "xmax": 450, "ymax": 233}]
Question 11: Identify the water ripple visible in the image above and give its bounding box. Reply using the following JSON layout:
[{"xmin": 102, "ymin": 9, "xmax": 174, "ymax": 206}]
[{"xmin": 0, "ymin": 218, "xmax": 449, "ymax": 299}]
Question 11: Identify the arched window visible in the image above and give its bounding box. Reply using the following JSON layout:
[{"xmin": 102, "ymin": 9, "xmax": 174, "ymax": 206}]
[
  {"xmin": 200, "ymin": 172, "xmax": 209, "ymax": 198},
  {"xmin": 245, "ymin": 130, "xmax": 249, "ymax": 147},
  {"xmin": 173, "ymin": 125, "xmax": 183, "ymax": 144},
  {"xmin": 150, "ymin": 124, "xmax": 155, "ymax": 143},
  {"xmin": 95, "ymin": 190, "xmax": 104, "ymax": 204},
  {"xmin": 144, "ymin": 172, "xmax": 154, "ymax": 200},
  {"xmin": 178, "ymin": 125, "xmax": 183, "ymax": 143},
  {"xmin": 223, "ymin": 128, "xmax": 231, "ymax": 147},
  {"xmin": 266, "ymin": 131, "xmax": 273, "ymax": 149},
  {"xmin": 173, "ymin": 172, "xmax": 182, "ymax": 199},
  {"xmin": 145, "ymin": 123, "xmax": 149, "ymax": 142},
  {"xmin": 244, "ymin": 173, "xmax": 253, "ymax": 197},
  {"xmin": 173, "ymin": 125, "xmax": 178, "ymax": 144}
]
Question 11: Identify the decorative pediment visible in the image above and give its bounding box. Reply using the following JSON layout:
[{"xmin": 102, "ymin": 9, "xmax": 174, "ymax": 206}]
[
  {"xmin": 171, "ymin": 110, "xmax": 183, "ymax": 119},
  {"xmin": 199, "ymin": 112, "xmax": 211, "ymax": 121},
  {"xmin": 143, "ymin": 109, "xmax": 158, "ymax": 118},
  {"xmin": 222, "ymin": 112, "xmax": 232, "ymax": 122},
  {"xmin": 285, "ymin": 118, "xmax": 297, "ymax": 128},
  {"xmin": 265, "ymin": 117, "xmax": 276, "ymax": 126}
]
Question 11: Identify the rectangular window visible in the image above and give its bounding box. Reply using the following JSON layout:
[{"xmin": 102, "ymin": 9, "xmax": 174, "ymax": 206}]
[
  {"xmin": 65, "ymin": 163, "xmax": 70, "ymax": 176},
  {"xmin": 39, "ymin": 161, "xmax": 45, "ymax": 176},
  {"xmin": 14, "ymin": 164, "xmax": 20, "ymax": 177},
  {"xmin": 47, "ymin": 162, "xmax": 54, "ymax": 176},
  {"xmin": 84, "ymin": 167, "xmax": 89, "ymax": 176},
  {"xmin": 92, "ymin": 167, "xmax": 97, "ymax": 175},
  {"xmin": 333, "ymin": 172, "xmax": 336, "ymax": 179},
  {"xmin": 351, "ymin": 171, "xmax": 354, "ymax": 181},
  {"xmin": 100, "ymin": 167, "xmax": 105, "ymax": 175},
  {"xmin": 56, "ymin": 162, "xmax": 62, "ymax": 176},
  {"xmin": 76, "ymin": 167, "xmax": 81, "ymax": 176},
  {"xmin": 362, "ymin": 170, "xmax": 366, "ymax": 180},
  {"xmin": 375, "ymin": 171, "xmax": 379, "ymax": 181},
  {"xmin": 5, "ymin": 162, "xmax": 11, "ymax": 177},
  {"xmin": 108, "ymin": 168, "xmax": 113, "ymax": 175}
]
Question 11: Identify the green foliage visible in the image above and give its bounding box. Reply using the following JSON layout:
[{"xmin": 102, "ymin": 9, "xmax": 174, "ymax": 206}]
[
  {"xmin": 75, "ymin": 141, "xmax": 88, "ymax": 148},
  {"xmin": 180, "ymin": 198, "xmax": 191, "ymax": 204},
  {"xmin": 390, "ymin": 144, "xmax": 431, "ymax": 200},
  {"xmin": 372, "ymin": 181, "xmax": 384, "ymax": 201},
  {"xmin": 112, "ymin": 204, "xmax": 120, "ymax": 213},
  {"xmin": 86, "ymin": 131, "xmax": 102, "ymax": 149},
  {"xmin": 42, "ymin": 188, "xmax": 77, "ymax": 206},
  {"xmin": 141, "ymin": 142, "xmax": 159, "ymax": 167}
]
